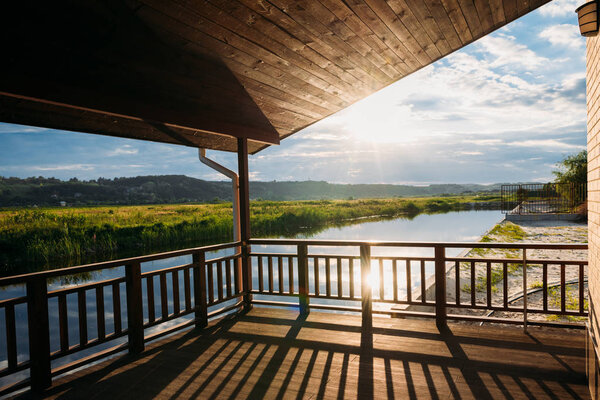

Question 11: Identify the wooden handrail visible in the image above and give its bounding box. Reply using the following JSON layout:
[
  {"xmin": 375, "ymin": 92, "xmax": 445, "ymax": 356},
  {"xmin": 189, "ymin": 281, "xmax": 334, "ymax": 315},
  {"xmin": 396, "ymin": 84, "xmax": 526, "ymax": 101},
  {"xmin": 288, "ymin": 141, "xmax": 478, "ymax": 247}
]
[{"xmin": 0, "ymin": 238, "xmax": 588, "ymax": 395}]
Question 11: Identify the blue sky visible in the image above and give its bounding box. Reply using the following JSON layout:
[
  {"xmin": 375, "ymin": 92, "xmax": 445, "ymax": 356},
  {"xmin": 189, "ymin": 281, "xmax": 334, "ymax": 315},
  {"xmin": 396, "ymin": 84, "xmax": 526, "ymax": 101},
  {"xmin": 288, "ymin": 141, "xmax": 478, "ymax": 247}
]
[{"xmin": 0, "ymin": 0, "xmax": 587, "ymax": 184}]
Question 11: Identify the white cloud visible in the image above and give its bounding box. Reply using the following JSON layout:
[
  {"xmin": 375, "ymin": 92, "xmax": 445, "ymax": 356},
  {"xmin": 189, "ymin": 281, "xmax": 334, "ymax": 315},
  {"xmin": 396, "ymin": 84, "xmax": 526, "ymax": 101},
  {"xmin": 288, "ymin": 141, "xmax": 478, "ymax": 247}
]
[
  {"xmin": 106, "ymin": 145, "xmax": 139, "ymax": 156},
  {"xmin": 476, "ymin": 34, "xmax": 548, "ymax": 70},
  {"xmin": 507, "ymin": 139, "xmax": 585, "ymax": 150},
  {"xmin": 31, "ymin": 164, "xmax": 96, "ymax": 171},
  {"xmin": 539, "ymin": 0, "xmax": 580, "ymax": 17},
  {"xmin": 539, "ymin": 24, "xmax": 584, "ymax": 48}
]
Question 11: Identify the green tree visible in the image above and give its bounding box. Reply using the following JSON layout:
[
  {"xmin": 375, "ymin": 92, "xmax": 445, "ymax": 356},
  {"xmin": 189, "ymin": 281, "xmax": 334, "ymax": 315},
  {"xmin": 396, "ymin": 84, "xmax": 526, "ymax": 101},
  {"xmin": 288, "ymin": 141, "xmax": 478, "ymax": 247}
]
[{"xmin": 553, "ymin": 150, "xmax": 587, "ymax": 185}]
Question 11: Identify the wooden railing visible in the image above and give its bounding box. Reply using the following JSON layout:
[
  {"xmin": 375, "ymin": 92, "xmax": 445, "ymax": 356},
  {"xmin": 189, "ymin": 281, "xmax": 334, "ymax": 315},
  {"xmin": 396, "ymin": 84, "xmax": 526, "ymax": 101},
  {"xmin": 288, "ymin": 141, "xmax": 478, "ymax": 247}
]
[{"xmin": 0, "ymin": 239, "xmax": 588, "ymax": 395}]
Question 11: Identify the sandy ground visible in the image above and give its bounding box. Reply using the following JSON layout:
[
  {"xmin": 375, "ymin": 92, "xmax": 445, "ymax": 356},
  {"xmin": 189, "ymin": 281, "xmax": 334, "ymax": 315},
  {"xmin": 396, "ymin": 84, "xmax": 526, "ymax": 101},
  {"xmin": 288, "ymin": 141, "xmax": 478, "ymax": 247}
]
[{"xmin": 406, "ymin": 219, "xmax": 588, "ymax": 323}]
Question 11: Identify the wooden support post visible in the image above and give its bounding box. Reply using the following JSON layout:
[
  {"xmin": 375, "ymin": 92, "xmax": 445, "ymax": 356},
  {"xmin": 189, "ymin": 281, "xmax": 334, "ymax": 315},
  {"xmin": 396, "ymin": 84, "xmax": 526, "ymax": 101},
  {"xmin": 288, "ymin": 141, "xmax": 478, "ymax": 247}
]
[
  {"xmin": 238, "ymin": 138, "xmax": 252, "ymax": 311},
  {"xmin": 193, "ymin": 251, "xmax": 208, "ymax": 328},
  {"xmin": 435, "ymin": 245, "xmax": 447, "ymax": 328},
  {"xmin": 360, "ymin": 245, "xmax": 372, "ymax": 330},
  {"xmin": 27, "ymin": 277, "xmax": 51, "ymax": 392},
  {"xmin": 297, "ymin": 244, "xmax": 310, "ymax": 315},
  {"xmin": 125, "ymin": 262, "xmax": 144, "ymax": 354}
]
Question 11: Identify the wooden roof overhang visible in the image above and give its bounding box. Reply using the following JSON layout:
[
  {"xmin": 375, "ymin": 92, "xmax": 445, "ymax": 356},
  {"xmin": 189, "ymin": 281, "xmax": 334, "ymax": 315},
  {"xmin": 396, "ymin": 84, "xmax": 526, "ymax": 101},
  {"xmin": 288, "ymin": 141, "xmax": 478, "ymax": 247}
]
[{"xmin": 0, "ymin": 0, "xmax": 549, "ymax": 154}]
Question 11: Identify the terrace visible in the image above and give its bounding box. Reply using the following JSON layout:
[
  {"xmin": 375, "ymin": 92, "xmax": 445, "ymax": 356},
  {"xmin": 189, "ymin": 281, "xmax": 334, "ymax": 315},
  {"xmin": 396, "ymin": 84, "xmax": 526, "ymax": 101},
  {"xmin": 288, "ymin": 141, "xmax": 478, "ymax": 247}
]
[{"xmin": 0, "ymin": 0, "xmax": 593, "ymax": 398}]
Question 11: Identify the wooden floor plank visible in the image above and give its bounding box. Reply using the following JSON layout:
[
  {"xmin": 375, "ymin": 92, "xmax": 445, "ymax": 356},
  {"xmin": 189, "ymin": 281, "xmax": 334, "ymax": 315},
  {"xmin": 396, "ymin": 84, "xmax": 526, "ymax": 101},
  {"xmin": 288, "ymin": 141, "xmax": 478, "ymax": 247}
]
[{"xmin": 33, "ymin": 307, "xmax": 588, "ymax": 400}]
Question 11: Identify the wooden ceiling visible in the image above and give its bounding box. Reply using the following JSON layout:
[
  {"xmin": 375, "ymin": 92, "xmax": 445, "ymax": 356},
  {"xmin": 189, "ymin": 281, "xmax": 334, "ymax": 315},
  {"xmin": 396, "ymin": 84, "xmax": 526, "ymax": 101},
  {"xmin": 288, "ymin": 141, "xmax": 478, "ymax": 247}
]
[{"xmin": 0, "ymin": 0, "xmax": 548, "ymax": 154}]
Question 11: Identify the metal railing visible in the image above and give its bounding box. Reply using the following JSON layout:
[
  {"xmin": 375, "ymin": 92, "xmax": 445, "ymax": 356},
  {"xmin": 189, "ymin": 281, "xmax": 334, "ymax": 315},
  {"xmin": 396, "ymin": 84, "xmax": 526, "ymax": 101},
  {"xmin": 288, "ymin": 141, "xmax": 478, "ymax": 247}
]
[
  {"xmin": 0, "ymin": 239, "xmax": 588, "ymax": 395},
  {"xmin": 501, "ymin": 183, "xmax": 587, "ymax": 214}
]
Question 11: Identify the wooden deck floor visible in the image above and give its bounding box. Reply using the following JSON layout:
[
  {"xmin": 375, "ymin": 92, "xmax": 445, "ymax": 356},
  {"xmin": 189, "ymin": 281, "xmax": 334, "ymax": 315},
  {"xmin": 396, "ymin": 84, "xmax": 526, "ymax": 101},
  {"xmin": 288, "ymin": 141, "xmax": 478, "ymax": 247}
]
[{"xmin": 26, "ymin": 308, "xmax": 588, "ymax": 399}]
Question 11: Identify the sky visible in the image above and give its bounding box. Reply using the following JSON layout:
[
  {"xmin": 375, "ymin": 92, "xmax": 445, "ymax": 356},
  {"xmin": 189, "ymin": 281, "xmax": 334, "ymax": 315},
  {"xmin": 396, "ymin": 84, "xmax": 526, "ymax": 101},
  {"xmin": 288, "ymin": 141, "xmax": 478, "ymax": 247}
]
[{"xmin": 0, "ymin": 0, "xmax": 588, "ymax": 185}]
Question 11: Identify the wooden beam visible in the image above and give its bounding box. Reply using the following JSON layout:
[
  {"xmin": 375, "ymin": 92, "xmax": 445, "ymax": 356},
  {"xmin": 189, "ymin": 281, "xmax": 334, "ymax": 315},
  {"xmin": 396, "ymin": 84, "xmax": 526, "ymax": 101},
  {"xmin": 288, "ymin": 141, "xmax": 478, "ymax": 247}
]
[{"xmin": 238, "ymin": 138, "xmax": 252, "ymax": 311}]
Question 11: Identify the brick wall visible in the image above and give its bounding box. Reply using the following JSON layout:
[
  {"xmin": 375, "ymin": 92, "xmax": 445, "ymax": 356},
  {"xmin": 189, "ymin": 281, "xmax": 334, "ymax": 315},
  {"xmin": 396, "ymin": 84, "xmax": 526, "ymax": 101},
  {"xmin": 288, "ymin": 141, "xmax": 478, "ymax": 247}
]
[{"xmin": 588, "ymin": 33, "xmax": 600, "ymax": 399}]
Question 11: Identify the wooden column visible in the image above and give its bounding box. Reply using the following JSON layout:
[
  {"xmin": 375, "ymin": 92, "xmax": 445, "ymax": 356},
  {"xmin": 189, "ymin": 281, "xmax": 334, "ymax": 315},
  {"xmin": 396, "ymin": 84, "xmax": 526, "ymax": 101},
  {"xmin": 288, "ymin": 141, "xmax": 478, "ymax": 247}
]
[
  {"xmin": 125, "ymin": 262, "xmax": 144, "ymax": 354},
  {"xmin": 27, "ymin": 277, "xmax": 51, "ymax": 392},
  {"xmin": 238, "ymin": 138, "xmax": 252, "ymax": 311},
  {"xmin": 193, "ymin": 251, "xmax": 208, "ymax": 328},
  {"xmin": 434, "ymin": 245, "xmax": 447, "ymax": 328},
  {"xmin": 297, "ymin": 244, "xmax": 310, "ymax": 315},
  {"xmin": 360, "ymin": 245, "xmax": 372, "ymax": 330}
]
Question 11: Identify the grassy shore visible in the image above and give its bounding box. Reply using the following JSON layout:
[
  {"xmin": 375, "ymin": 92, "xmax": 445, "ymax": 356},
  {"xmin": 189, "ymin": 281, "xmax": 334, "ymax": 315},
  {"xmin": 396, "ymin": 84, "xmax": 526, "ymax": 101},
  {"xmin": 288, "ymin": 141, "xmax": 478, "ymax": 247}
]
[{"xmin": 0, "ymin": 195, "xmax": 499, "ymax": 275}]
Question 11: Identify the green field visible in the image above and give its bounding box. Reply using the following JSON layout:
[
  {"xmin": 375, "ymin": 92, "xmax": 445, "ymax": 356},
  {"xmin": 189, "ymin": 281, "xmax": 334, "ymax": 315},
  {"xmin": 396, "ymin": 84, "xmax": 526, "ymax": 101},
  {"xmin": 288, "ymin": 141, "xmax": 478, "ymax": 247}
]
[{"xmin": 0, "ymin": 195, "xmax": 500, "ymax": 275}]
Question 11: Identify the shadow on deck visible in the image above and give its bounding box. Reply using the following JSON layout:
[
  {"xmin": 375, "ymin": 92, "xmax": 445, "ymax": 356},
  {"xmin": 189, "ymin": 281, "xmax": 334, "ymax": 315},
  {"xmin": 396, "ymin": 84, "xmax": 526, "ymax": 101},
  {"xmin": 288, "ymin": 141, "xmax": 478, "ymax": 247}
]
[{"xmin": 23, "ymin": 308, "xmax": 587, "ymax": 399}]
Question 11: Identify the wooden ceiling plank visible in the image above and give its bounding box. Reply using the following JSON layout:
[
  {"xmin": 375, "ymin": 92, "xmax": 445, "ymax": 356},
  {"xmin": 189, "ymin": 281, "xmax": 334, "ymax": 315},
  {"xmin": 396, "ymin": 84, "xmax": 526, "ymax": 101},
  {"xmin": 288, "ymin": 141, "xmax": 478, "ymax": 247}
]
[
  {"xmin": 362, "ymin": 0, "xmax": 438, "ymax": 63},
  {"xmin": 241, "ymin": 79, "xmax": 330, "ymax": 119},
  {"xmin": 488, "ymin": 0, "xmax": 507, "ymax": 26},
  {"xmin": 341, "ymin": 0, "xmax": 425, "ymax": 70},
  {"xmin": 304, "ymin": 1, "xmax": 402, "ymax": 79},
  {"xmin": 138, "ymin": 1, "xmax": 356, "ymax": 107},
  {"xmin": 236, "ymin": 0, "xmax": 389, "ymax": 90},
  {"xmin": 438, "ymin": 0, "xmax": 474, "ymax": 43},
  {"xmin": 456, "ymin": 0, "xmax": 484, "ymax": 38},
  {"xmin": 388, "ymin": 0, "xmax": 452, "ymax": 55},
  {"xmin": 528, "ymin": 0, "xmax": 551, "ymax": 12},
  {"xmin": 517, "ymin": 0, "xmax": 530, "ymax": 15},
  {"xmin": 472, "ymin": 0, "xmax": 496, "ymax": 33},
  {"xmin": 210, "ymin": 0, "xmax": 374, "ymax": 92},
  {"xmin": 136, "ymin": 6, "xmax": 346, "ymax": 112},
  {"xmin": 502, "ymin": 0, "xmax": 519, "ymax": 21},
  {"xmin": 267, "ymin": 0, "xmax": 395, "ymax": 85},
  {"xmin": 186, "ymin": 0, "xmax": 370, "ymax": 99},
  {"xmin": 318, "ymin": 0, "xmax": 412, "ymax": 75},
  {"xmin": 421, "ymin": 0, "xmax": 464, "ymax": 49}
]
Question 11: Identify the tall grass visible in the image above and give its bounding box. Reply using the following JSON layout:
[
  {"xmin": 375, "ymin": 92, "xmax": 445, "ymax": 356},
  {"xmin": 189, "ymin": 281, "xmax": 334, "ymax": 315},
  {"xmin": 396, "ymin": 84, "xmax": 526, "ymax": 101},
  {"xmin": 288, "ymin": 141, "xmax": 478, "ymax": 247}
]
[{"xmin": 0, "ymin": 195, "xmax": 499, "ymax": 275}]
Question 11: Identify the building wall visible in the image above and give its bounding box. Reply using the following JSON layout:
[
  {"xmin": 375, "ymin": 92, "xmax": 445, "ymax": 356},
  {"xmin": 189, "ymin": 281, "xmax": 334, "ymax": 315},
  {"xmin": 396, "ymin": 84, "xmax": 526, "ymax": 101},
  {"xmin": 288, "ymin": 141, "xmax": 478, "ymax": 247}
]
[{"xmin": 588, "ymin": 33, "xmax": 600, "ymax": 400}]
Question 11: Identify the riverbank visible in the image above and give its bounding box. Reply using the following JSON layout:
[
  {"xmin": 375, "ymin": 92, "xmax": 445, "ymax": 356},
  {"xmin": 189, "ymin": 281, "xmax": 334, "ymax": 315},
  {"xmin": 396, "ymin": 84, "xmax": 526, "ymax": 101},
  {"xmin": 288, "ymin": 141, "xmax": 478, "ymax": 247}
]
[
  {"xmin": 0, "ymin": 195, "xmax": 500, "ymax": 275},
  {"xmin": 449, "ymin": 219, "xmax": 587, "ymax": 323}
]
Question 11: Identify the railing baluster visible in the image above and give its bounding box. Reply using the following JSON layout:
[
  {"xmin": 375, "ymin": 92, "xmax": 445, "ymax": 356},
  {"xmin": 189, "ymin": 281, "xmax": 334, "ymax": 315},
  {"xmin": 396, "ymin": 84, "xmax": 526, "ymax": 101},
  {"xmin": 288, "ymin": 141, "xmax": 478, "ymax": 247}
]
[
  {"xmin": 160, "ymin": 273, "xmax": 168, "ymax": 319},
  {"xmin": 379, "ymin": 259, "xmax": 384, "ymax": 300},
  {"xmin": 470, "ymin": 262, "xmax": 476, "ymax": 306},
  {"xmin": 207, "ymin": 261, "xmax": 214, "ymax": 303},
  {"xmin": 420, "ymin": 260, "xmax": 426, "ymax": 303},
  {"xmin": 486, "ymin": 262, "xmax": 492, "ymax": 309},
  {"xmin": 268, "ymin": 256, "xmax": 274, "ymax": 294},
  {"xmin": 298, "ymin": 244, "xmax": 309, "ymax": 316},
  {"xmin": 96, "ymin": 286, "xmax": 105, "ymax": 340},
  {"xmin": 360, "ymin": 245, "xmax": 372, "ymax": 330},
  {"xmin": 326, "ymin": 257, "xmax": 331, "ymax": 297},
  {"xmin": 5, "ymin": 303, "xmax": 17, "ymax": 371},
  {"xmin": 560, "ymin": 263, "xmax": 566, "ymax": 313},
  {"xmin": 543, "ymin": 263, "xmax": 548, "ymax": 312},
  {"xmin": 337, "ymin": 257, "xmax": 343, "ymax": 298},
  {"xmin": 393, "ymin": 260, "xmax": 398, "ymax": 302},
  {"xmin": 455, "ymin": 261, "xmax": 460, "ymax": 306},
  {"xmin": 406, "ymin": 260, "xmax": 412, "ymax": 303},
  {"xmin": 113, "ymin": 282, "xmax": 122, "ymax": 334},
  {"xmin": 314, "ymin": 257, "xmax": 320, "ymax": 296},
  {"xmin": 184, "ymin": 268, "xmax": 192, "ymax": 312},
  {"xmin": 78, "ymin": 290, "xmax": 87, "ymax": 346},
  {"xmin": 258, "ymin": 256, "xmax": 264, "ymax": 293},
  {"xmin": 58, "ymin": 293, "xmax": 69, "ymax": 353},
  {"xmin": 217, "ymin": 261, "xmax": 224, "ymax": 301},
  {"xmin": 288, "ymin": 256, "xmax": 294, "ymax": 294},
  {"xmin": 147, "ymin": 276, "xmax": 155, "ymax": 323},
  {"xmin": 226, "ymin": 259, "xmax": 232, "ymax": 298},
  {"xmin": 234, "ymin": 254, "xmax": 241, "ymax": 295},
  {"xmin": 503, "ymin": 263, "xmax": 508, "ymax": 309},
  {"xmin": 278, "ymin": 256, "xmax": 284, "ymax": 294},
  {"xmin": 349, "ymin": 258, "xmax": 355, "ymax": 299},
  {"xmin": 27, "ymin": 277, "xmax": 51, "ymax": 391},
  {"xmin": 172, "ymin": 270, "xmax": 180, "ymax": 315},
  {"xmin": 193, "ymin": 251, "xmax": 208, "ymax": 329},
  {"xmin": 580, "ymin": 264, "xmax": 585, "ymax": 314},
  {"xmin": 435, "ymin": 245, "xmax": 446, "ymax": 328}
]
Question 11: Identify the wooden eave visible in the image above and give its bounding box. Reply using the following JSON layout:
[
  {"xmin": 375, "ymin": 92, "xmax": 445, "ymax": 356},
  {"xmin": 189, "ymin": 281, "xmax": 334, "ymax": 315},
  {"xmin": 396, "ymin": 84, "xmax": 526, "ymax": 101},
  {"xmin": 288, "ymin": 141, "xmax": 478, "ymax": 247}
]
[{"xmin": 0, "ymin": 0, "xmax": 549, "ymax": 154}]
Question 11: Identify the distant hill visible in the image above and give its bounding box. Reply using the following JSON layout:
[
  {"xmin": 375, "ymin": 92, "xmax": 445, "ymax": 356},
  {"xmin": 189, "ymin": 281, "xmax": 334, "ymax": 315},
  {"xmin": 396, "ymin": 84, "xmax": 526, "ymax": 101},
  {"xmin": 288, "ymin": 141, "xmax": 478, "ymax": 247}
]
[{"xmin": 0, "ymin": 175, "xmax": 506, "ymax": 207}]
